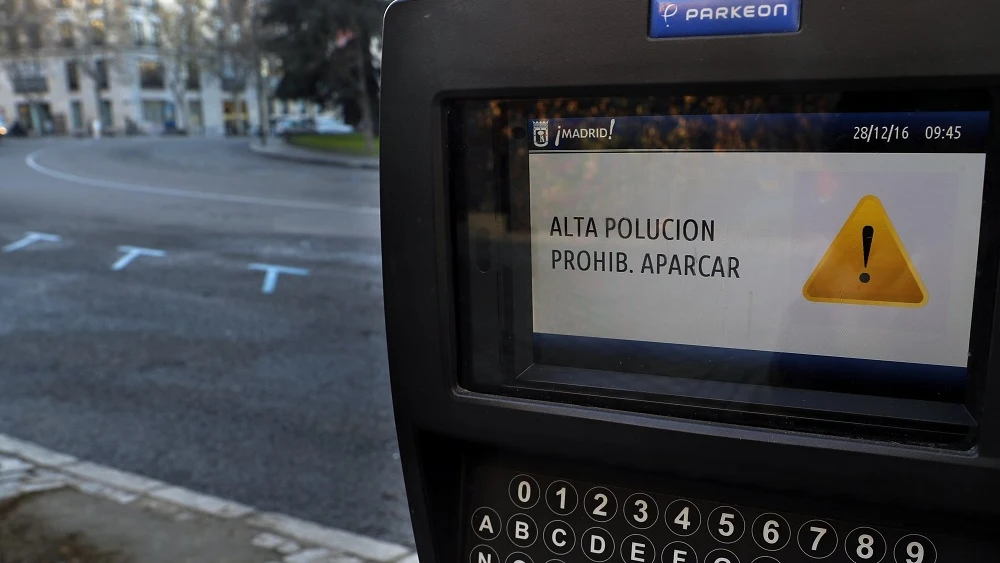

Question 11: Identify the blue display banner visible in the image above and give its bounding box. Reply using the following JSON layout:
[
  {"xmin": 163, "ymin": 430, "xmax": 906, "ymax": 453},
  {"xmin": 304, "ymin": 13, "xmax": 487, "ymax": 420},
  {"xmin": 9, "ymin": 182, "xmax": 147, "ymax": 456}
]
[
  {"xmin": 528, "ymin": 112, "xmax": 990, "ymax": 153},
  {"xmin": 649, "ymin": 0, "xmax": 801, "ymax": 38}
]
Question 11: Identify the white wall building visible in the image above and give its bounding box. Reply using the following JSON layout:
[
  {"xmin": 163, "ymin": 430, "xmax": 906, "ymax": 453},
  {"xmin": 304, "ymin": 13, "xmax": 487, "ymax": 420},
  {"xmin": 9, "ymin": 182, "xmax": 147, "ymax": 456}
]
[{"xmin": 0, "ymin": 0, "xmax": 260, "ymax": 137}]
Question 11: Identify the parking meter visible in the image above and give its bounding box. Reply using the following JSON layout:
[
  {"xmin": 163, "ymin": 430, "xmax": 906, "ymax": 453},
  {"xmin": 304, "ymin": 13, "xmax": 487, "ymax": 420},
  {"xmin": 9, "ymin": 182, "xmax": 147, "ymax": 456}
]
[{"xmin": 380, "ymin": 2, "xmax": 1000, "ymax": 563}]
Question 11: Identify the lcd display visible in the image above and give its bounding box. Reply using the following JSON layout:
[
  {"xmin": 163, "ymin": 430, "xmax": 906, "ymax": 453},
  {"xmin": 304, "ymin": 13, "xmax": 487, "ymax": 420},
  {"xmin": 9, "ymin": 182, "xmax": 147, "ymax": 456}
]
[
  {"xmin": 529, "ymin": 113, "xmax": 987, "ymax": 392},
  {"xmin": 450, "ymin": 94, "xmax": 994, "ymax": 436}
]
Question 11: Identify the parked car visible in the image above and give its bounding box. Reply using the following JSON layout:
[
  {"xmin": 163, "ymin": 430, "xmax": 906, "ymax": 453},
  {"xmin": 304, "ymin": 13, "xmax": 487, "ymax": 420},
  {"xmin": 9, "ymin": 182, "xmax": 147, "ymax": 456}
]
[
  {"xmin": 0, "ymin": 115, "xmax": 6, "ymax": 141},
  {"xmin": 272, "ymin": 116, "xmax": 310, "ymax": 135},
  {"xmin": 312, "ymin": 116, "xmax": 354, "ymax": 134}
]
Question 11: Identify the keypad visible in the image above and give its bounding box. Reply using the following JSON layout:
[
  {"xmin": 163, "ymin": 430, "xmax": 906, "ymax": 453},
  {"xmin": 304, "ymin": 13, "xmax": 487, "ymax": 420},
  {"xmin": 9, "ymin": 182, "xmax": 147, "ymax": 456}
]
[{"xmin": 465, "ymin": 466, "xmax": 966, "ymax": 563}]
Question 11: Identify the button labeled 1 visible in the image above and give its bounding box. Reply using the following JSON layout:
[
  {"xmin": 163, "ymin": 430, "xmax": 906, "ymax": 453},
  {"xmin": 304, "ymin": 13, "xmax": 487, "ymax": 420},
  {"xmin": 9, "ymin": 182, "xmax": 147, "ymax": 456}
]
[
  {"xmin": 546, "ymin": 481, "xmax": 579, "ymax": 516},
  {"xmin": 797, "ymin": 520, "xmax": 838, "ymax": 559}
]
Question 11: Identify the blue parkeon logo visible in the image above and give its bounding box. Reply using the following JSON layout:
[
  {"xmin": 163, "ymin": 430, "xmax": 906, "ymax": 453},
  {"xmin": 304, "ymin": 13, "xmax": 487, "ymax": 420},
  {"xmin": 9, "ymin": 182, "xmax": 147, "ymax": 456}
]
[{"xmin": 650, "ymin": 0, "xmax": 801, "ymax": 38}]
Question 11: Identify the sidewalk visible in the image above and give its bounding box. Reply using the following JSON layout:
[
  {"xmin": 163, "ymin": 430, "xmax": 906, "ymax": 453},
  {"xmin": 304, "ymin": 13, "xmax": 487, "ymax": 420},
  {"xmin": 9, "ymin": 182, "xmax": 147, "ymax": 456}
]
[
  {"xmin": 0, "ymin": 434, "xmax": 416, "ymax": 563},
  {"xmin": 250, "ymin": 139, "xmax": 380, "ymax": 170}
]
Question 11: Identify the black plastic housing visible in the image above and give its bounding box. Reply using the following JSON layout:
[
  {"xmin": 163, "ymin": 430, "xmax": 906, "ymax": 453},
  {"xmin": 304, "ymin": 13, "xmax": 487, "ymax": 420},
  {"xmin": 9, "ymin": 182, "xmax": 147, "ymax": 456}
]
[{"xmin": 380, "ymin": 1, "xmax": 1000, "ymax": 563}]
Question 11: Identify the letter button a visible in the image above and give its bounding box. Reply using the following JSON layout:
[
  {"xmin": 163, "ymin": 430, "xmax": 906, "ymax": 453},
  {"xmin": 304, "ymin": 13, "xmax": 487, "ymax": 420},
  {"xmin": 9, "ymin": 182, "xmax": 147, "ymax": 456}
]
[{"xmin": 472, "ymin": 507, "xmax": 502, "ymax": 540}]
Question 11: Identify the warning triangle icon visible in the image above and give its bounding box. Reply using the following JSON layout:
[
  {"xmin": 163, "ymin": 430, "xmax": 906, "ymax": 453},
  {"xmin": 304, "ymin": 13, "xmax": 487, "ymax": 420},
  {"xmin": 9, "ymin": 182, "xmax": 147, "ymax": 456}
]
[{"xmin": 802, "ymin": 195, "xmax": 928, "ymax": 308}]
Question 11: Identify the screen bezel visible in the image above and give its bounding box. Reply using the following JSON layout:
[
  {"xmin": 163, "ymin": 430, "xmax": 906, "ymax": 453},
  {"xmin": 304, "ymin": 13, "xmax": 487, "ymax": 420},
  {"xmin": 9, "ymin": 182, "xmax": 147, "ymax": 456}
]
[{"xmin": 450, "ymin": 89, "xmax": 1000, "ymax": 448}]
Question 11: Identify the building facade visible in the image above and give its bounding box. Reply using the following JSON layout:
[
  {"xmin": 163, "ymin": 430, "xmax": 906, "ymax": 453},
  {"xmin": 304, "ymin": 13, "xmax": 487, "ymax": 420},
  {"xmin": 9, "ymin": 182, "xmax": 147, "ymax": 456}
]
[{"xmin": 0, "ymin": 0, "xmax": 260, "ymax": 137}]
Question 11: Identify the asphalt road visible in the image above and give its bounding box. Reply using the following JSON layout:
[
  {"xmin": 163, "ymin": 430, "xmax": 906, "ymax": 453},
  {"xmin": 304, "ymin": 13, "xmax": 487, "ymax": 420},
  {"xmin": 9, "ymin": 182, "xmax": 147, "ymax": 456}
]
[{"xmin": 0, "ymin": 137, "xmax": 413, "ymax": 545}]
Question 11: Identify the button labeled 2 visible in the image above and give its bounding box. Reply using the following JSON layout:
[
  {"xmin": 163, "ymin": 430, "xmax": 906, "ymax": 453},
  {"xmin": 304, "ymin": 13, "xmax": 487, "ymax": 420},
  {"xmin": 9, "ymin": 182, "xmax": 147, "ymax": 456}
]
[{"xmin": 585, "ymin": 487, "xmax": 618, "ymax": 523}]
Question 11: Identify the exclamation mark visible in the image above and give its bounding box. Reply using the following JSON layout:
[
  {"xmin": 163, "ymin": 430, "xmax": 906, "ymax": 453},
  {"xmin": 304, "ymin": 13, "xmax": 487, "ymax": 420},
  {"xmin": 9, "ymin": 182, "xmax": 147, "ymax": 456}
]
[
  {"xmin": 609, "ymin": 119, "xmax": 616, "ymax": 138},
  {"xmin": 860, "ymin": 225, "xmax": 873, "ymax": 284}
]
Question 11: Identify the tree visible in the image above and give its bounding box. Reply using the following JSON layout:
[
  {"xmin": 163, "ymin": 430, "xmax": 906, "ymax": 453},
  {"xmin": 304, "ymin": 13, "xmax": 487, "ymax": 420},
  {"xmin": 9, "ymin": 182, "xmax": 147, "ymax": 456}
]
[
  {"xmin": 58, "ymin": 0, "xmax": 134, "ymax": 130},
  {"xmin": 263, "ymin": 0, "xmax": 387, "ymax": 148},
  {"xmin": 211, "ymin": 0, "xmax": 262, "ymax": 135},
  {"xmin": 156, "ymin": 0, "xmax": 210, "ymax": 131}
]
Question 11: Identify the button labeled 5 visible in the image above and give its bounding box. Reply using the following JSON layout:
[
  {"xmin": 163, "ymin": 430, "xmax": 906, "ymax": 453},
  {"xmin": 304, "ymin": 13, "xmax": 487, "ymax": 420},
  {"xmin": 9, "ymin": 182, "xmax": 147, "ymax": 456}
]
[{"xmin": 708, "ymin": 506, "xmax": 745, "ymax": 544}]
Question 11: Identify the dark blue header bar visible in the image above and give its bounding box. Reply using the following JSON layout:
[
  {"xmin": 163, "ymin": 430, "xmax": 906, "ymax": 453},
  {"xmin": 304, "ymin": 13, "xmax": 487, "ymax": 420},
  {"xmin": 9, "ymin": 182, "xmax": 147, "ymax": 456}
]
[
  {"xmin": 650, "ymin": 0, "xmax": 801, "ymax": 38},
  {"xmin": 529, "ymin": 112, "xmax": 990, "ymax": 153}
]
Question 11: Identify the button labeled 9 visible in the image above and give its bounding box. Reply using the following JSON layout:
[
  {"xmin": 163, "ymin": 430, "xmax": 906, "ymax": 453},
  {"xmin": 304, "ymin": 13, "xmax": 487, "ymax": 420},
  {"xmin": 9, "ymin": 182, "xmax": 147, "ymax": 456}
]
[{"xmin": 893, "ymin": 535, "xmax": 936, "ymax": 563}]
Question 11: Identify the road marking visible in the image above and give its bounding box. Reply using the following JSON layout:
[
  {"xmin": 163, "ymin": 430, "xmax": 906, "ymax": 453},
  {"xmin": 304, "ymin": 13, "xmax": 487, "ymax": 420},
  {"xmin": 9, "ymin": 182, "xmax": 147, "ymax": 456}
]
[
  {"xmin": 248, "ymin": 263, "xmax": 310, "ymax": 294},
  {"xmin": 3, "ymin": 231, "xmax": 62, "ymax": 252},
  {"xmin": 25, "ymin": 149, "xmax": 380, "ymax": 215},
  {"xmin": 113, "ymin": 245, "xmax": 166, "ymax": 271}
]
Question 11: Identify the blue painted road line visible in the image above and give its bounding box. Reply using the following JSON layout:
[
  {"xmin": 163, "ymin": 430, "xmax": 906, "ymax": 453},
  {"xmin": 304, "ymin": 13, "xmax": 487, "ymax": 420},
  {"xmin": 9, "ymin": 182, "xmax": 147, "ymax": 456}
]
[
  {"xmin": 3, "ymin": 231, "xmax": 62, "ymax": 253},
  {"xmin": 112, "ymin": 246, "xmax": 167, "ymax": 271},
  {"xmin": 248, "ymin": 263, "xmax": 311, "ymax": 294}
]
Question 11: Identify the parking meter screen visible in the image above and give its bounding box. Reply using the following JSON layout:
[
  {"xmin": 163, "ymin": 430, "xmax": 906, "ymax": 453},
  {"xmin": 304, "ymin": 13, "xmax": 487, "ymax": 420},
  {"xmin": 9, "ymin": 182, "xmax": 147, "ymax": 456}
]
[{"xmin": 452, "ymin": 94, "xmax": 993, "ymax": 414}]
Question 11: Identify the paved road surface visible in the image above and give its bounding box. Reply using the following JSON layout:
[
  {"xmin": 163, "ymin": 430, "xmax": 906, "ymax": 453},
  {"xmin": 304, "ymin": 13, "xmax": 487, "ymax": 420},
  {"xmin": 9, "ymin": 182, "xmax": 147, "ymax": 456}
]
[{"xmin": 0, "ymin": 137, "xmax": 412, "ymax": 545}]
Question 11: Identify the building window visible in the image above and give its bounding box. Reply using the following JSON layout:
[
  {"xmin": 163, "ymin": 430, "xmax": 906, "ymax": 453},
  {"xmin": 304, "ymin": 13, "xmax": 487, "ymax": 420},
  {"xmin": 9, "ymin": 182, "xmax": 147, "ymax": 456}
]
[
  {"xmin": 70, "ymin": 100, "xmax": 83, "ymax": 130},
  {"xmin": 100, "ymin": 100, "xmax": 113, "ymax": 128},
  {"xmin": 3, "ymin": 28, "xmax": 19, "ymax": 53},
  {"xmin": 132, "ymin": 20, "xmax": 144, "ymax": 45},
  {"xmin": 59, "ymin": 21, "xmax": 74, "ymax": 47},
  {"xmin": 26, "ymin": 24, "xmax": 42, "ymax": 49},
  {"xmin": 150, "ymin": 21, "xmax": 160, "ymax": 46},
  {"xmin": 59, "ymin": 0, "xmax": 72, "ymax": 7},
  {"xmin": 89, "ymin": 18, "xmax": 105, "ymax": 45},
  {"xmin": 66, "ymin": 61, "xmax": 79, "ymax": 91},
  {"xmin": 186, "ymin": 61, "xmax": 200, "ymax": 90},
  {"xmin": 95, "ymin": 59, "xmax": 109, "ymax": 90},
  {"xmin": 139, "ymin": 61, "xmax": 165, "ymax": 89}
]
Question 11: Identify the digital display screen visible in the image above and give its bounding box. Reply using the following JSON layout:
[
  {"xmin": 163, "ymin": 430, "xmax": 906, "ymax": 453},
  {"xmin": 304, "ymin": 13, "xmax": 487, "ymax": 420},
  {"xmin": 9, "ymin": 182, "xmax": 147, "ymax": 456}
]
[
  {"xmin": 450, "ymin": 93, "xmax": 995, "ymax": 435},
  {"xmin": 525, "ymin": 110, "xmax": 989, "ymax": 401}
]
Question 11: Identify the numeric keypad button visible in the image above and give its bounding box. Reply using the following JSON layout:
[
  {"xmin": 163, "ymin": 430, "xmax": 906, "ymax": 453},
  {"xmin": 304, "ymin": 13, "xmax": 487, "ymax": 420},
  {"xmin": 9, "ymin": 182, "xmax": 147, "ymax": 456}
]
[
  {"xmin": 662, "ymin": 542, "xmax": 697, "ymax": 563},
  {"xmin": 582, "ymin": 527, "xmax": 616, "ymax": 562},
  {"xmin": 471, "ymin": 507, "xmax": 502, "ymax": 540},
  {"xmin": 509, "ymin": 475, "xmax": 539, "ymax": 509},
  {"xmin": 620, "ymin": 534, "xmax": 656, "ymax": 563},
  {"xmin": 664, "ymin": 499, "xmax": 701, "ymax": 537},
  {"xmin": 893, "ymin": 534, "xmax": 935, "ymax": 563},
  {"xmin": 543, "ymin": 520, "xmax": 576, "ymax": 556},
  {"xmin": 705, "ymin": 549, "xmax": 739, "ymax": 563},
  {"xmin": 752, "ymin": 513, "xmax": 791, "ymax": 551},
  {"xmin": 797, "ymin": 520, "xmax": 838, "ymax": 559},
  {"xmin": 751, "ymin": 558, "xmax": 780, "ymax": 563},
  {"xmin": 707, "ymin": 506, "xmax": 745, "ymax": 544},
  {"xmin": 584, "ymin": 487, "xmax": 618, "ymax": 523},
  {"xmin": 845, "ymin": 527, "xmax": 887, "ymax": 563},
  {"xmin": 471, "ymin": 544, "xmax": 500, "ymax": 563},
  {"xmin": 507, "ymin": 513, "xmax": 538, "ymax": 548},
  {"xmin": 624, "ymin": 493, "xmax": 658, "ymax": 529},
  {"xmin": 506, "ymin": 553, "xmax": 533, "ymax": 563},
  {"xmin": 546, "ymin": 480, "xmax": 579, "ymax": 516}
]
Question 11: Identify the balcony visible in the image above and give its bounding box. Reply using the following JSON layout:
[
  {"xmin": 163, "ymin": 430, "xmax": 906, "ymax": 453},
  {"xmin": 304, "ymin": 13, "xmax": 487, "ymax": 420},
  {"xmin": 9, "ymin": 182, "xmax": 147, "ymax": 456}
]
[
  {"xmin": 13, "ymin": 75, "xmax": 48, "ymax": 94},
  {"xmin": 221, "ymin": 76, "xmax": 246, "ymax": 92}
]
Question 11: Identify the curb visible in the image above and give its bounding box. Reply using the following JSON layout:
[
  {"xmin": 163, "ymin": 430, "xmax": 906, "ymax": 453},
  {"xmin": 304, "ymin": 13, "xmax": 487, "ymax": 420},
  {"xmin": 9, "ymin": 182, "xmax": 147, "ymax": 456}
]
[
  {"xmin": 249, "ymin": 140, "xmax": 380, "ymax": 170},
  {"xmin": 0, "ymin": 433, "xmax": 415, "ymax": 563}
]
